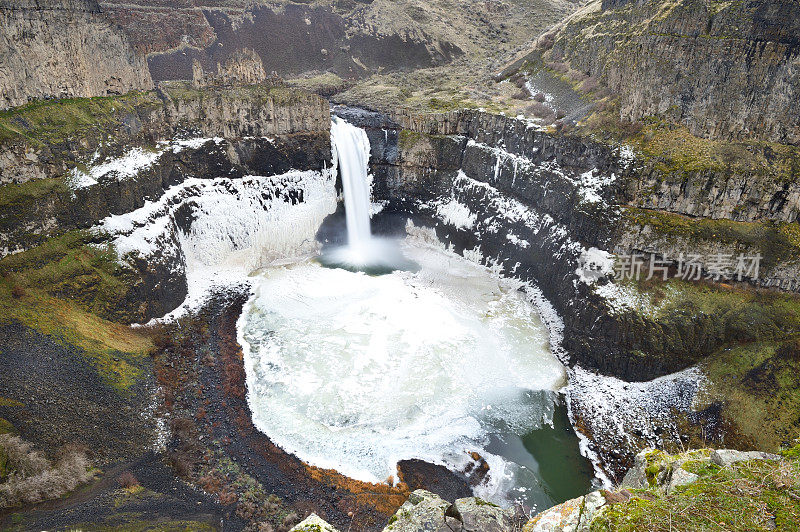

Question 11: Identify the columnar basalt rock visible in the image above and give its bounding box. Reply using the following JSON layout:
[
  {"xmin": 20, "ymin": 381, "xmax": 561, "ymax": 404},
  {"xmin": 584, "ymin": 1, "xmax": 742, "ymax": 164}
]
[
  {"xmin": 337, "ymin": 107, "xmax": 800, "ymax": 385},
  {"xmin": 544, "ymin": 0, "xmax": 800, "ymax": 145},
  {"xmin": 0, "ymin": 0, "xmax": 153, "ymax": 109},
  {"xmin": 191, "ymin": 48, "xmax": 268, "ymax": 88}
]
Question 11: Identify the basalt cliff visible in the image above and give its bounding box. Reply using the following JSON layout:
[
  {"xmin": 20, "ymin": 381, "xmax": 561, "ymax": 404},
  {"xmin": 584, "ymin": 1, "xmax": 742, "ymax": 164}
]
[{"xmin": 0, "ymin": 0, "xmax": 153, "ymax": 109}]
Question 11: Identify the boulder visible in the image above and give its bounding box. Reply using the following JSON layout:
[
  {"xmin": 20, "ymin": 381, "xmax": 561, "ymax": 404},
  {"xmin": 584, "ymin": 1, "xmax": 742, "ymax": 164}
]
[
  {"xmin": 523, "ymin": 490, "xmax": 606, "ymax": 531},
  {"xmin": 383, "ymin": 490, "xmax": 519, "ymax": 532},
  {"xmin": 397, "ymin": 459, "xmax": 473, "ymax": 502},
  {"xmin": 666, "ymin": 467, "xmax": 699, "ymax": 494},
  {"xmin": 383, "ymin": 490, "xmax": 460, "ymax": 532},
  {"xmin": 711, "ymin": 449, "xmax": 780, "ymax": 468},
  {"xmin": 451, "ymin": 496, "xmax": 516, "ymax": 532},
  {"xmin": 289, "ymin": 513, "xmax": 341, "ymax": 532}
]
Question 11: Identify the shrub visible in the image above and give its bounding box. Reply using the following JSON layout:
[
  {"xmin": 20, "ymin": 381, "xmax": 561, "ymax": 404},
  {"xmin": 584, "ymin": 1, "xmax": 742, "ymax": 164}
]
[
  {"xmin": 512, "ymin": 89, "xmax": 530, "ymax": 100},
  {"xmin": 567, "ymin": 69, "xmax": 590, "ymax": 84},
  {"xmin": 170, "ymin": 453, "xmax": 193, "ymax": 478},
  {"xmin": 526, "ymin": 102, "xmax": 555, "ymax": 121},
  {"xmin": 511, "ymin": 74, "xmax": 527, "ymax": 89},
  {"xmin": 117, "ymin": 471, "xmax": 139, "ymax": 489},
  {"xmin": 0, "ymin": 435, "xmax": 95, "ymax": 509},
  {"xmin": 580, "ymin": 76, "xmax": 601, "ymax": 93},
  {"xmin": 538, "ymin": 30, "xmax": 556, "ymax": 51}
]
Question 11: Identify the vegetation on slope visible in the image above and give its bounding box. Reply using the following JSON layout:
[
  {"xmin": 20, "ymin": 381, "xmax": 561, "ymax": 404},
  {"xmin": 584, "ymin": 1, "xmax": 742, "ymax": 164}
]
[
  {"xmin": 698, "ymin": 340, "xmax": 800, "ymax": 452},
  {"xmin": 0, "ymin": 231, "xmax": 153, "ymax": 392},
  {"xmin": 578, "ymin": 99, "xmax": 800, "ymax": 185},
  {"xmin": 0, "ymin": 434, "xmax": 96, "ymax": 510},
  {"xmin": 621, "ymin": 207, "xmax": 800, "ymax": 270},
  {"xmin": 591, "ymin": 444, "xmax": 800, "ymax": 531},
  {"xmin": 0, "ymin": 91, "xmax": 161, "ymax": 146},
  {"xmin": 599, "ymin": 275, "xmax": 800, "ymax": 452}
]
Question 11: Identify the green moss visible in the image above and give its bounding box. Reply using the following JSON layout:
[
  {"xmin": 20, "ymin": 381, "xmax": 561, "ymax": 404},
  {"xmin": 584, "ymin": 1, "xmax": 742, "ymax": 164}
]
[
  {"xmin": 618, "ymin": 275, "xmax": 800, "ymax": 337},
  {"xmin": 698, "ymin": 340, "xmax": 800, "ymax": 451},
  {"xmin": 590, "ymin": 453, "xmax": 800, "ymax": 531},
  {"xmin": 0, "ymin": 231, "xmax": 153, "ymax": 392},
  {"xmin": 0, "ymin": 418, "xmax": 14, "ymax": 435},
  {"xmin": 0, "ymin": 178, "xmax": 70, "ymax": 235},
  {"xmin": 0, "ymin": 92, "xmax": 161, "ymax": 146},
  {"xmin": 68, "ymin": 518, "xmax": 216, "ymax": 531},
  {"xmin": 576, "ymin": 99, "xmax": 800, "ymax": 186},
  {"xmin": 0, "ymin": 397, "xmax": 23, "ymax": 408},
  {"xmin": 288, "ymin": 72, "xmax": 350, "ymax": 95},
  {"xmin": 398, "ymin": 130, "xmax": 429, "ymax": 152},
  {"xmin": 621, "ymin": 206, "xmax": 800, "ymax": 270},
  {"xmin": 474, "ymin": 497, "xmax": 500, "ymax": 507},
  {"xmin": 0, "ymin": 230, "xmax": 140, "ymax": 321},
  {"xmin": 681, "ymin": 458, "xmax": 721, "ymax": 477},
  {"xmin": 780, "ymin": 440, "xmax": 800, "ymax": 460}
]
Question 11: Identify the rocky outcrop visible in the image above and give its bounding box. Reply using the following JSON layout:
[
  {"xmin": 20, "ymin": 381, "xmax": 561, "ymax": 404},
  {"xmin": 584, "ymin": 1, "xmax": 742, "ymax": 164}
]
[
  {"xmin": 0, "ymin": 0, "xmax": 153, "ymax": 109},
  {"xmin": 290, "ymin": 513, "xmax": 342, "ymax": 532},
  {"xmin": 191, "ymin": 48, "xmax": 267, "ymax": 88},
  {"xmin": 158, "ymin": 81, "xmax": 329, "ymax": 139},
  {"xmin": 101, "ymin": 0, "xmax": 462, "ymax": 83},
  {"xmin": 383, "ymin": 490, "xmax": 519, "ymax": 532},
  {"xmin": 710, "ymin": 449, "xmax": 780, "ymax": 468},
  {"xmin": 542, "ymin": 0, "xmax": 800, "ymax": 144},
  {"xmin": 525, "ymin": 446, "xmax": 788, "ymax": 531},
  {"xmin": 523, "ymin": 490, "xmax": 607, "ymax": 531},
  {"xmin": 291, "ymin": 491, "xmax": 520, "ymax": 532}
]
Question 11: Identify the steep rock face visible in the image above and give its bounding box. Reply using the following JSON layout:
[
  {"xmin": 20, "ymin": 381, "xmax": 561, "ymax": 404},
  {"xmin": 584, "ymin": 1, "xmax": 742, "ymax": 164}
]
[
  {"xmin": 191, "ymin": 48, "xmax": 266, "ymax": 88},
  {"xmin": 158, "ymin": 82, "xmax": 330, "ymax": 139},
  {"xmin": 99, "ymin": 0, "xmax": 462, "ymax": 83},
  {"xmin": 545, "ymin": 0, "xmax": 800, "ymax": 144},
  {"xmin": 0, "ymin": 85, "xmax": 331, "ymax": 319},
  {"xmin": 340, "ymin": 107, "xmax": 799, "ymax": 383},
  {"xmin": 0, "ymin": 84, "xmax": 330, "ymax": 187},
  {"xmin": 0, "ymin": 0, "xmax": 153, "ymax": 109}
]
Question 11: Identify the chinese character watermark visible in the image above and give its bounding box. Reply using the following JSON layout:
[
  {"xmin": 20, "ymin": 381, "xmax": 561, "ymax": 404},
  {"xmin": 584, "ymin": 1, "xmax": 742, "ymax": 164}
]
[{"xmin": 611, "ymin": 252, "xmax": 761, "ymax": 282}]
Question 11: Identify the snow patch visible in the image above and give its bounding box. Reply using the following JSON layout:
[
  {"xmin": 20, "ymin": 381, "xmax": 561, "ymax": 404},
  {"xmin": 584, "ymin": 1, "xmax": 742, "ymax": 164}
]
[
  {"xmin": 576, "ymin": 247, "xmax": 615, "ymax": 284},
  {"xmin": 68, "ymin": 137, "xmax": 223, "ymax": 191},
  {"xmin": 576, "ymin": 168, "xmax": 616, "ymax": 205},
  {"xmin": 436, "ymin": 198, "xmax": 477, "ymax": 229}
]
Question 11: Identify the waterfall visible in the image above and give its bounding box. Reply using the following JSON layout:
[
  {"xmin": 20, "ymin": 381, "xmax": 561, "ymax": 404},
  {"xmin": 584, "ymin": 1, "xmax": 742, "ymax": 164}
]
[
  {"xmin": 331, "ymin": 116, "xmax": 372, "ymax": 253},
  {"xmin": 323, "ymin": 116, "xmax": 414, "ymax": 273}
]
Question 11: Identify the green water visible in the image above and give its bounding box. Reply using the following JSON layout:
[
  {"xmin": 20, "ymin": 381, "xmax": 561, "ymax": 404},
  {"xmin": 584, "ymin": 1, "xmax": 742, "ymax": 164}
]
[{"xmin": 486, "ymin": 398, "xmax": 596, "ymax": 512}]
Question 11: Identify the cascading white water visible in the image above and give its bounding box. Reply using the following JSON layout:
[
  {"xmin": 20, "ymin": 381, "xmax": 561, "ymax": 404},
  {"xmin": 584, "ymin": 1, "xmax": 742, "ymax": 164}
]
[
  {"xmin": 331, "ymin": 116, "xmax": 373, "ymax": 254},
  {"xmin": 238, "ymin": 236, "xmax": 582, "ymax": 507}
]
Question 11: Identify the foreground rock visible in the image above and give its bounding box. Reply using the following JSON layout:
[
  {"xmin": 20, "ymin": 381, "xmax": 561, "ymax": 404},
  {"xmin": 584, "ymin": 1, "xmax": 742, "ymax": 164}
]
[
  {"xmin": 523, "ymin": 491, "xmax": 606, "ymax": 532},
  {"xmin": 381, "ymin": 490, "xmax": 518, "ymax": 532},
  {"xmin": 710, "ymin": 449, "xmax": 781, "ymax": 468},
  {"xmin": 290, "ymin": 513, "xmax": 342, "ymax": 532},
  {"xmin": 523, "ymin": 446, "xmax": 792, "ymax": 531}
]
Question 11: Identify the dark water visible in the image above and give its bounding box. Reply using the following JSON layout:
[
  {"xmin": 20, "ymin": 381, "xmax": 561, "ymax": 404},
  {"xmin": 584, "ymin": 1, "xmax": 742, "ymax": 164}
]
[{"xmin": 486, "ymin": 398, "xmax": 596, "ymax": 512}]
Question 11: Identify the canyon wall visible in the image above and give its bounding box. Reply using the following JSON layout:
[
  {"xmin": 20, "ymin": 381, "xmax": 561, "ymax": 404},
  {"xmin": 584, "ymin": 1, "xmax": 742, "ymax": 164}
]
[
  {"xmin": 0, "ymin": 84, "xmax": 331, "ymax": 321},
  {"xmin": 339, "ymin": 108, "xmax": 800, "ymax": 383},
  {"xmin": 98, "ymin": 0, "xmax": 463, "ymax": 83},
  {"xmin": 0, "ymin": 0, "xmax": 153, "ymax": 109},
  {"xmin": 544, "ymin": 0, "xmax": 800, "ymax": 144}
]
